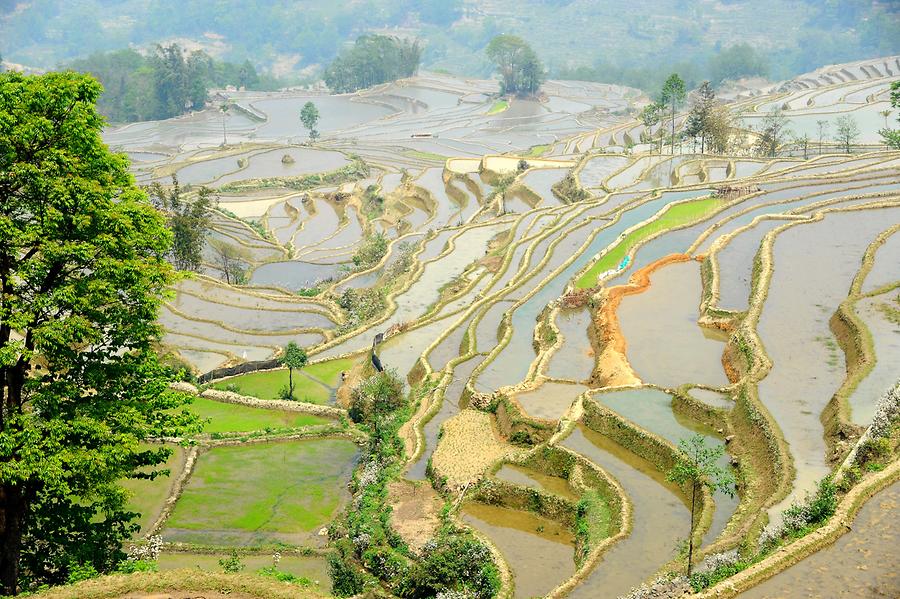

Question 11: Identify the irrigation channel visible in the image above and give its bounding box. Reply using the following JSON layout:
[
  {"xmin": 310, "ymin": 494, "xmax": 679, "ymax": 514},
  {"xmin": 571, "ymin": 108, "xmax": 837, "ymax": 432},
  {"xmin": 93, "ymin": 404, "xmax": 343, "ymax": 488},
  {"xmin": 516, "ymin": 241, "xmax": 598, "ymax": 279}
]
[{"xmin": 110, "ymin": 56, "xmax": 900, "ymax": 598}]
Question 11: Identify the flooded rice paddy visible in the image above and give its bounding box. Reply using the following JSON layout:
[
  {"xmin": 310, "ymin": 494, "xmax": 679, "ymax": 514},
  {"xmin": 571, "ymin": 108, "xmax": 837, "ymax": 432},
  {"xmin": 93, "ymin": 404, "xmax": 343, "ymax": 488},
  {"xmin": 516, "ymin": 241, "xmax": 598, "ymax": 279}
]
[{"xmin": 119, "ymin": 60, "xmax": 900, "ymax": 597}]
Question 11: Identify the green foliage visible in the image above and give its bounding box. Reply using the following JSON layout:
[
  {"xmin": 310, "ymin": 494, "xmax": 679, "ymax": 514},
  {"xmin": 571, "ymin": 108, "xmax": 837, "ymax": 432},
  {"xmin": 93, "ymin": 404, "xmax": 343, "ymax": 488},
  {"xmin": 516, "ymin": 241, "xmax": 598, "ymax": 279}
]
[
  {"xmin": 257, "ymin": 566, "xmax": 313, "ymax": 586},
  {"xmin": 146, "ymin": 178, "xmax": 215, "ymax": 272},
  {"xmin": 325, "ymin": 35, "xmax": 422, "ymax": 93},
  {"xmin": 335, "ymin": 287, "xmax": 388, "ymax": 334},
  {"xmin": 688, "ymin": 558, "xmax": 753, "ymax": 592},
  {"xmin": 708, "ymin": 43, "xmax": 768, "ymax": 85},
  {"xmin": 754, "ymin": 107, "xmax": 792, "ymax": 157},
  {"xmin": 115, "ymin": 559, "xmax": 158, "ymax": 574},
  {"xmin": 208, "ymin": 238, "xmax": 250, "ymax": 285},
  {"xmin": 485, "ymin": 34, "xmax": 545, "ymax": 97},
  {"xmin": 279, "ymin": 341, "xmax": 309, "ymax": 398},
  {"xmin": 574, "ymin": 490, "xmax": 611, "ymax": 563},
  {"xmin": 65, "ymin": 45, "xmax": 273, "ymax": 123},
  {"xmin": 401, "ymin": 531, "xmax": 501, "ymax": 599},
  {"xmin": 218, "ymin": 550, "xmax": 245, "ymax": 573},
  {"xmin": 667, "ymin": 434, "xmax": 734, "ymax": 575},
  {"xmin": 660, "ymin": 73, "xmax": 686, "ymax": 152},
  {"xmin": 300, "ymin": 101, "xmax": 320, "ymax": 140},
  {"xmin": 353, "ymin": 233, "xmax": 389, "ymax": 269},
  {"xmin": 834, "ymin": 114, "xmax": 860, "ymax": 153},
  {"xmin": 0, "ymin": 71, "xmax": 200, "ymax": 594},
  {"xmin": 361, "ymin": 185, "xmax": 386, "ymax": 220},
  {"xmin": 349, "ymin": 370, "xmax": 408, "ymax": 425}
]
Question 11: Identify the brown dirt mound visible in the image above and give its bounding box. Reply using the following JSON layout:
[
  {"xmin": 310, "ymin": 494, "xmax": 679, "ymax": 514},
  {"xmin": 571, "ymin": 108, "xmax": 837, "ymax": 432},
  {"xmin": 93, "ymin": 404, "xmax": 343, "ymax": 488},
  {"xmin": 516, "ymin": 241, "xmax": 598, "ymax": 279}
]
[{"xmin": 388, "ymin": 479, "xmax": 443, "ymax": 553}]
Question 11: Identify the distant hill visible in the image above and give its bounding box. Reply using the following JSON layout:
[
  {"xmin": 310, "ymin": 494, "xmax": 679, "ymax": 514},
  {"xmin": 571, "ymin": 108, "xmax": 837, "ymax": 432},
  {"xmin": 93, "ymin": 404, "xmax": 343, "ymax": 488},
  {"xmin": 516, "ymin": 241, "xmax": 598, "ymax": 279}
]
[{"xmin": 1, "ymin": 0, "xmax": 897, "ymax": 90}]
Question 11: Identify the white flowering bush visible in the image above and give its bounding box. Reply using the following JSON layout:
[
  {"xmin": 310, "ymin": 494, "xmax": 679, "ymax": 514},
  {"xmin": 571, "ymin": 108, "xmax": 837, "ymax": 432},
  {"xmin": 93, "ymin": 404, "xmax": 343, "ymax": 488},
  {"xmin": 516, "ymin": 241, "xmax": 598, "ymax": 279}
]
[
  {"xmin": 695, "ymin": 549, "xmax": 740, "ymax": 573},
  {"xmin": 869, "ymin": 379, "xmax": 899, "ymax": 440},
  {"xmin": 127, "ymin": 535, "xmax": 162, "ymax": 562}
]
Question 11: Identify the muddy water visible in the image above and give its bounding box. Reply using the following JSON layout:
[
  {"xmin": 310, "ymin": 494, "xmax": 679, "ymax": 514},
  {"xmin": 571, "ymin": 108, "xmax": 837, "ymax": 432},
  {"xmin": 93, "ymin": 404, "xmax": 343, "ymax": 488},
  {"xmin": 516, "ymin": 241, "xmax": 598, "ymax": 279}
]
[
  {"xmin": 738, "ymin": 480, "xmax": 900, "ymax": 599},
  {"xmin": 758, "ymin": 207, "xmax": 900, "ymax": 519},
  {"xmin": 378, "ymin": 317, "xmax": 458, "ymax": 381},
  {"xmin": 478, "ymin": 192, "xmax": 710, "ymax": 391},
  {"xmin": 580, "ymin": 156, "xmax": 632, "ymax": 188},
  {"xmin": 563, "ymin": 425, "xmax": 690, "ymax": 599},
  {"xmin": 158, "ymin": 306, "xmax": 323, "ymax": 350},
  {"xmin": 513, "ymin": 381, "xmax": 589, "ymax": 421},
  {"xmin": 689, "ymin": 387, "xmax": 734, "ymax": 410},
  {"xmin": 391, "ymin": 223, "xmax": 509, "ymax": 325},
  {"xmin": 461, "ymin": 502, "xmax": 575, "ymax": 599},
  {"xmin": 594, "ymin": 388, "xmax": 737, "ymax": 545},
  {"xmin": 248, "ymin": 260, "xmax": 342, "ymax": 289},
  {"xmin": 863, "ymin": 229, "xmax": 900, "ymax": 293},
  {"xmin": 847, "ymin": 293, "xmax": 900, "ymax": 425},
  {"xmin": 713, "ymin": 218, "xmax": 787, "ymax": 311},
  {"xmin": 217, "ymin": 147, "xmax": 349, "ymax": 185},
  {"xmin": 547, "ymin": 308, "xmax": 596, "ymax": 382},
  {"xmin": 617, "ymin": 260, "xmax": 729, "ymax": 389},
  {"xmin": 407, "ymin": 357, "xmax": 481, "ymax": 480},
  {"xmin": 495, "ymin": 464, "xmax": 579, "ymax": 500},
  {"xmin": 694, "ymin": 178, "xmax": 900, "ymax": 254},
  {"xmin": 521, "ymin": 168, "xmax": 570, "ymax": 203}
]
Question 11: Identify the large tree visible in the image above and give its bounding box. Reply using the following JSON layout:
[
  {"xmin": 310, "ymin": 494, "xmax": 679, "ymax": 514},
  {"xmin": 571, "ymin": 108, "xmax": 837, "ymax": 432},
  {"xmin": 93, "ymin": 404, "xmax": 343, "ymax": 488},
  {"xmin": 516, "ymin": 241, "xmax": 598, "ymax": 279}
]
[
  {"xmin": 485, "ymin": 34, "xmax": 545, "ymax": 97},
  {"xmin": 685, "ymin": 81, "xmax": 716, "ymax": 154},
  {"xmin": 0, "ymin": 72, "xmax": 197, "ymax": 594},
  {"xmin": 145, "ymin": 179, "xmax": 214, "ymax": 272},
  {"xmin": 660, "ymin": 73, "xmax": 686, "ymax": 154}
]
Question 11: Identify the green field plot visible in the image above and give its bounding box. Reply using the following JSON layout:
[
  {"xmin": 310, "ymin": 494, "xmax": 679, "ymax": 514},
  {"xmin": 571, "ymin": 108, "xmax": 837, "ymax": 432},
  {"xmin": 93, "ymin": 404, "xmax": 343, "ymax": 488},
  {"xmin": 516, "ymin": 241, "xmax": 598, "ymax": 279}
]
[
  {"xmin": 163, "ymin": 440, "xmax": 358, "ymax": 546},
  {"xmin": 576, "ymin": 196, "xmax": 720, "ymax": 288},
  {"xmin": 190, "ymin": 397, "xmax": 328, "ymax": 433},
  {"xmin": 212, "ymin": 358, "xmax": 354, "ymax": 404}
]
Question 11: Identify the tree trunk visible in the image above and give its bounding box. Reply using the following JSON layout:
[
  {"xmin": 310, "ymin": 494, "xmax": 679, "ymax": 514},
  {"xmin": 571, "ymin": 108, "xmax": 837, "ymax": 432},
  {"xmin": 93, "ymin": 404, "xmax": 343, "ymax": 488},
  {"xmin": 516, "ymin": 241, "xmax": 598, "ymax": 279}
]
[
  {"xmin": 0, "ymin": 484, "xmax": 26, "ymax": 595},
  {"xmin": 687, "ymin": 481, "xmax": 696, "ymax": 577},
  {"xmin": 288, "ymin": 367, "xmax": 294, "ymax": 397},
  {"xmin": 671, "ymin": 104, "xmax": 676, "ymax": 156}
]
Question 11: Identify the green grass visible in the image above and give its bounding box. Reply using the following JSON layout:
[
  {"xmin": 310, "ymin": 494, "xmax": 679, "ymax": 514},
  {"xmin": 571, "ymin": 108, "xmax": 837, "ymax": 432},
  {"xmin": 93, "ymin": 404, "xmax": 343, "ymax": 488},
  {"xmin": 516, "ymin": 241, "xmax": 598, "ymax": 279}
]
[
  {"xmin": 122, "ymin": 445, "xmax": 185, "ymax": 534},
  {"xmin": 157, "ymin": 553, "xmax": 331, "ymax": 590},
  {"xmin": 212, "ymin": 358, "xmax": 354, "ymax": 404},
  {"xmin": 576, "ymin": 196, "xmax": 720, "ymax": 288},
  {"xmin": 165, "ymin": 440, "xmax": 358, "ymax": 544},
  {"xmin": 190, "ymin": 397, "xmax": 328, "ymax": 433},
  {"xmin": 402, "ymin": 149, "xmax": 449, "ymax": 162},
  {"xmin": 486, "ymin": 100, "xmax": 509, "ymax": 115},
  {"xmin": 525, "ymin": 144, "xmax": 551, "ymax": 157}
]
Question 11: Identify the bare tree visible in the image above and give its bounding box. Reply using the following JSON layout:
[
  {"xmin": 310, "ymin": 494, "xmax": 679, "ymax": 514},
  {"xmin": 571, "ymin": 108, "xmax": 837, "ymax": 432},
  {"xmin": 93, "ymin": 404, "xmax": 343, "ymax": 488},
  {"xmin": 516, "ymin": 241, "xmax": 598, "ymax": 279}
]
[
  {"xmin": 835, "ymin": 115, "xmax": 860, "ymax": 154},
  {"xmin": 209, "ymin": 238, "xmax": 250, "ymax": 285}
]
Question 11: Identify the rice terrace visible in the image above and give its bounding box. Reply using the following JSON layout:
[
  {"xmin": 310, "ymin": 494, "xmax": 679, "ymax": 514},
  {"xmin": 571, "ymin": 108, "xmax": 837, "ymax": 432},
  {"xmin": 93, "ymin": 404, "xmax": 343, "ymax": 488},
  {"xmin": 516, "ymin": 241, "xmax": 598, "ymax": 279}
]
[{"xmin": 1, "ymin": 2, "xmax": 899, "ymax": 598}]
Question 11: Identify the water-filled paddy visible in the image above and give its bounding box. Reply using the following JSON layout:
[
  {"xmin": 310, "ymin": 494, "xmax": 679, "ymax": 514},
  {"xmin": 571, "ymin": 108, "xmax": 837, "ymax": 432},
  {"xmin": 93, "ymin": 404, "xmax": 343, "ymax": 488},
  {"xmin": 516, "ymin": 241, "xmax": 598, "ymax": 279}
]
[
  {"xmin": 757, "ymin": 206, "xmax": 900, "ymax": 518},
  {"xmin": 461, "ymin": 502, "xmax": 575, "ymax": 599},
  {"xmin": 617, "ymin": 260, "xmax": 729, "ymax": 389},
  {"xmin": 563, "ymin": 425, "xmax": 690, "ymax": 599},
  {"xmin": 164, "ymin": 439, "xmax": 358, "ymax": 546}
]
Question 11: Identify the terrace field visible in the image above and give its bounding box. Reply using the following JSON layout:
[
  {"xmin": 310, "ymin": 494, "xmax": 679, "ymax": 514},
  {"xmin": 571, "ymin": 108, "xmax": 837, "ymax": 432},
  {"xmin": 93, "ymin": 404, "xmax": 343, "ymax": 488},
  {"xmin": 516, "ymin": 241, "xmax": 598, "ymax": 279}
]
[{"xmin": 104, "ymin": 55, "xmax": 900, "ymax": 599}]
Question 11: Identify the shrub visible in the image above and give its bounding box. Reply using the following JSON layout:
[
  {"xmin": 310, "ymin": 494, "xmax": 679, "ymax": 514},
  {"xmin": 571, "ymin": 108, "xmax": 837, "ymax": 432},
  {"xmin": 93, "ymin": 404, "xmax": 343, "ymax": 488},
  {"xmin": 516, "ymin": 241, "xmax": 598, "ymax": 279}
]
[
  {"xmin": 277, "ymin": 385, "xmax": 295, "ymax": 401},
  {"xmin": 225, "ymin": 383, "xmax": 240, "ymax": 393},
  {"xmin": 401, "ymin": 533, "xmax": 501, "ymax": 599},
  {"xmin": 218, "ymin": 550, "xmax": 245, "ymax": 573},
  {"xmin": 258, "ymin": 566, "xmax": 313, "ymax": 586}
]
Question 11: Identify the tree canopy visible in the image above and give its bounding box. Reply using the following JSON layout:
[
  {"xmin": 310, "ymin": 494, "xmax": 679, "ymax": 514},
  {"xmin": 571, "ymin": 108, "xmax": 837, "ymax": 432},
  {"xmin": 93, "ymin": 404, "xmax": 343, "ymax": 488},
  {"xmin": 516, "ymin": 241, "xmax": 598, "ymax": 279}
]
[
  {"xmin": 324, "ymin": 35, "xmax": 422, "ymax": 93},
  {"xmin": 65, "ymin": 45, "xmax": 274, "ymax": 123},
  {"xmin": 485, "ymin": 34, "xmax": 545, "ymax": 97},
  {"xmin": 0, "ymin": 71, "xmax": 198, "ymax": 594}
]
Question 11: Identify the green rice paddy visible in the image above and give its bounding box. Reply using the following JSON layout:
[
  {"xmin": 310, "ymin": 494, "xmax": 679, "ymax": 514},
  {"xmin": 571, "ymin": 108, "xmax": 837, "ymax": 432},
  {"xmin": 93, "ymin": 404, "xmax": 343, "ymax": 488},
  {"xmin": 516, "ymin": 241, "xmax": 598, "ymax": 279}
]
[
  {"xmin": 576, "ymin": 196, "xmax": 720, "ymax": 288},
  {"xmin": 212, "ymin": 358, "xmax": 353, "ymax": 404},
  {"xmin": 190, "ymin": 397, "xmax": 328, "ymax": 433},
  {"xmin": 486, "ymin": 100, "xmax": 509, "ymax": 115},
  {"xmin": 165, "ymin": 440, "xmax": 358, "ymax": 545}
]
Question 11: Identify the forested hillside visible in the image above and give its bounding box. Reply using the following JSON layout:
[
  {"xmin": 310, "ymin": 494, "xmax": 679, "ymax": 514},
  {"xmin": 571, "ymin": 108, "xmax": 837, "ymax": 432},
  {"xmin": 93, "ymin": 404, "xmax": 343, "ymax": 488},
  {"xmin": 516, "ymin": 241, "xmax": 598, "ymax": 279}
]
[{"xmin": 1, "ymin": 0, "xmax": 897, "ymax": 91}]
